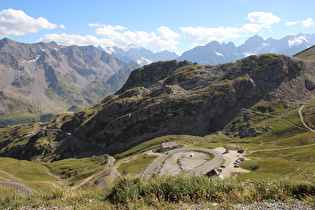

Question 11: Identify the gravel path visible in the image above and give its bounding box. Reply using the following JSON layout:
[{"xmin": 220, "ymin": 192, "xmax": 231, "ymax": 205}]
[
  {"xmin": 299, "ymin": 104, "xmax": 315, "ymax": 133},
  {"xmin": 233, "ymin": 200, "xmax": 314, "ymax": 210}
]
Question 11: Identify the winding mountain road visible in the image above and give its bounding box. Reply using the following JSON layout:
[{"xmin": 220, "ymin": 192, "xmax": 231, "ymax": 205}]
[{"xmin": 140, "ymin": 147, "xmax": 223, "ymax": 180}]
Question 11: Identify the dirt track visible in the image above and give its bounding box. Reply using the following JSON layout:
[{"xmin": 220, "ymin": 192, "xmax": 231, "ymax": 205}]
[{"xmin": 299, "ymin": 105, "xmax": 315, "ymax": 133}]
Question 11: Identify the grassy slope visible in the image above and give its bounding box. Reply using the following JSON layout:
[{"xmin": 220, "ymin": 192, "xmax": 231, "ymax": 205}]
[{"xmin": 0, "ymin": 157, "xmax": 61, "ymax": 192}]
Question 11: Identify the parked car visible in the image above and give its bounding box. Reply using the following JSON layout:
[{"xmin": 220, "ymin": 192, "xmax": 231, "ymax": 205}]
[
  {"xmin": 238, "ymin": 157, "xmax": 245, "ymax": 161},
  {"xmin": 234, "ymin": 165, "xmax": 239, "ymax": 168},
  {"xmin": 237, "ymin": 149, "xmax": 244, "ymax": 154},
  {"xmin": 220, "ymin": 165, "xmax": 226, "ymax": 168}
]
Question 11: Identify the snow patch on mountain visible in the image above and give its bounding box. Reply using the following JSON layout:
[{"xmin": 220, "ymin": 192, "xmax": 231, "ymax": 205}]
[
  {"xmin": 104, "ymin": 47, "xmax": 116, "ymax": 54},
  {"xmin": 243, "ymin": 52, "xmax": 255, "ymax": 57},
  {"xmin": 215, "ymin": 52, "xmax": 224, "ymax": 57},
  {"xmin": 137, "ymin": 57, "xmax": 152, "ymax": 66}
]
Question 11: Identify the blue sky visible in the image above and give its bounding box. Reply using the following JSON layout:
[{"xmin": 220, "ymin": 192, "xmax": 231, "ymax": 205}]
[{"xmin": 1, "ymin": 0, "xmax": 314, "ymax": 54}]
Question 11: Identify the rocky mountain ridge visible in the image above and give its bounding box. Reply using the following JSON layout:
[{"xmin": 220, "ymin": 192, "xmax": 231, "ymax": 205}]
[
  {"xmin": 53, "ymin": 53, "xmax": 315, "ymax": 154},
  {"xmin": 0, "ymin": 38, "xmax": 139, "ymax": 124}
]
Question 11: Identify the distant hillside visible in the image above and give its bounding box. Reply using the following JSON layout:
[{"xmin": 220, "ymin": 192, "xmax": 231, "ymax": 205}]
[
  {"xmin": 0, "ymin": 38, "xmax": 139, "ymax": 125},
  {"xmin": 294, "ymin": 45, "xmax": 315, "ymax": 61}
]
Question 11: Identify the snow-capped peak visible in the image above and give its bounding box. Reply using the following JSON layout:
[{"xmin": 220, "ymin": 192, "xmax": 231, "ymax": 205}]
[
  {"xmin": 104, "ymin": 47, "xmax": 116, "ymax": 54},
  {"xmin": 137, "ymin": 57, "xmax": 152, "ymax": 66}
]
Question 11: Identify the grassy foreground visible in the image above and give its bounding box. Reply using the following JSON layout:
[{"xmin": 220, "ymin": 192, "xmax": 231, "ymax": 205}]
[{"xmin": 1, "ymin": 176, "xmax": 314, "ymax": 209}]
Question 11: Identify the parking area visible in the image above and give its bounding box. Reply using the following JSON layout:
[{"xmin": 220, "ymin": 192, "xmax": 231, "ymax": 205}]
[{"xmin": 214, "ymin": 147, "xmax": 250, "ymax": 178}]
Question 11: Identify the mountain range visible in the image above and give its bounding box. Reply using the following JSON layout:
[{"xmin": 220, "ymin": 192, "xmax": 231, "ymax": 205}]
[
  {"xmin": 98, "ymin": 33, "xmax": 315, "ymax": 66},
  {"xmin": 98, "ymin": 46, "xmax": 179, "ymax": 66},
  {"xmin": 1, "ymin": 49, "xmax": 314, "ymax": 161},
  {"xmin": 0, "ymin": 38, "xmax": 140, "ymax": 125},
  {"xmin": 1, "ymin": 33, "xmax": 314, "ymax": 126},
  {"xmin": 178, "ymin": 33, "xmax": 315, "ymax": 65}
]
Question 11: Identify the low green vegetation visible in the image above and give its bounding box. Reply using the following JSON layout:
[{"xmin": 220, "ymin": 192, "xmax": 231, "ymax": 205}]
[
  {"xmin": 109, "ymin": 176, "xmax": 314, "ymax": 206},
  {"xmin": 1, "ymin": 176, "xmax": 314, "ymax": 209}
]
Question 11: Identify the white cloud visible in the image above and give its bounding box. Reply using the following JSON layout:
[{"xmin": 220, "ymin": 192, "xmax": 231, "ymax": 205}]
[
  {"xmin": 180, "ymin": 26, "xmax": 240, "ymax": 43},
  {"xmin": 248, "ymin": 12, "xmax": 281, "ymax": 25},
  {"xmin": 90, "ymin": 24, "xmax": 179, "ymax": 51},
  {"xmin": 0, "ymin": 9, "xmax": 58, "ymax": 37},
  {"xmin": 38, "ymin": 25, "xmax": 180, "ymax": 51},
  {"xmin": 157, "ymin": 26, "xmax": 179, "ymax": 39},
  {"xmin": 38, "ymin": 33, "xmax": 115, "ymax": 47},
  {"xmin": 301, "ymin": 18, "xmax": 314, "ymax": 27},
  {"xmin": 286, "ymin": 21, "xmax": 298, "ymax": 26}
]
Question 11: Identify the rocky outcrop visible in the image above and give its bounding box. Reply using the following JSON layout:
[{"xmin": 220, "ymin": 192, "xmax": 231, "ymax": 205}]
[
  {"xmin": 55, "ymin": 54, "xmax": 315, "ymax": 154},
  {"xmin": 120, "ymin": 60, "xmax": 192, "ymax": 91}
]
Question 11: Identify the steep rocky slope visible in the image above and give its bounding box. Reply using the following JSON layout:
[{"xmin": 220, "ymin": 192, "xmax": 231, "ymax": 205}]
[
  {"xmin": 0, "ymin": 38, "xmax": 138, "ymax": 122},
  {"xmin": 53, "ymin": 54, "xmax": 315, "ymax": 154}
]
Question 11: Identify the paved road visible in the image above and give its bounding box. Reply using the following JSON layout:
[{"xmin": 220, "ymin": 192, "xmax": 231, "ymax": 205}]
[
  {"xmin": 0, "ymin": 182, "xmax": 33, "ymax": 194},
  {"xmin": 140, "ymin": 147, "xmax": 223, "ymax": 180}
]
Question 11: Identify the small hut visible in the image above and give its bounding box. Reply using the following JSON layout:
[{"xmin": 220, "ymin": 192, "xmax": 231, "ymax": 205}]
[{"xmin": 159, "ymin": 142, "xmax": 177, "ymax": 152}]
